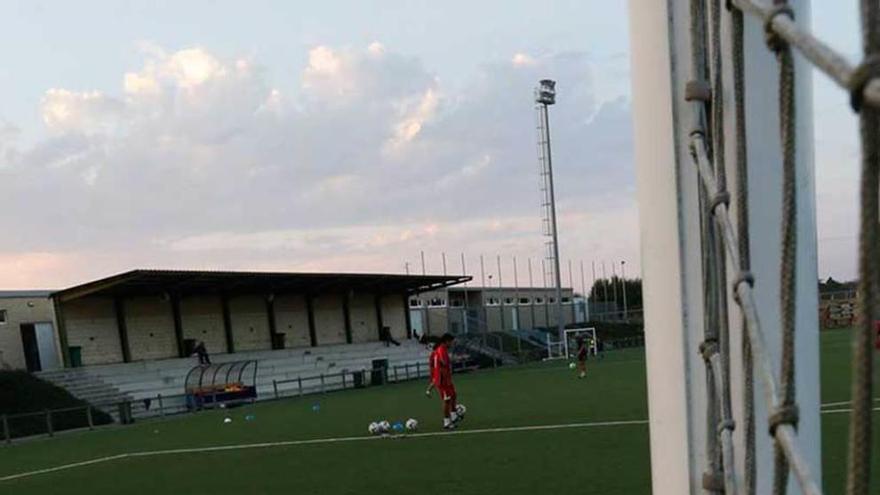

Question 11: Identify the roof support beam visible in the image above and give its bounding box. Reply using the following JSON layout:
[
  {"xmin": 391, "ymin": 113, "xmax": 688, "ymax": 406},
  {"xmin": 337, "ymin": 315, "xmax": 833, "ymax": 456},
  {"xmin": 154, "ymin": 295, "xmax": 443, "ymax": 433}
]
[
  {"xmin": 113, "ymin": 297, "xmax": 132, "ymax": 363},
  {"xmin": 221, "ymin": 294, "xmax": 235, "ymax": 354},
  {"xmin": 266, "ymin": 295, "xmax": 280, "ymax": 350},
  {"xmin": 305, "ymin": 294, "xmax": 318, "ymax": 347},
  {"xmin": 374, "ymin": 293, "xmax": 385, "ymax": 341},
  {"xmin": 170, "ymin": 294, "xmax": 185, "ymax": 358},
  {"xmin": 52, "ymin": 298, "xmax": 71, "ymax": 368},
  {"xmin": 342, "ymin": 292, "xmax": 353, "ymax": 344}
]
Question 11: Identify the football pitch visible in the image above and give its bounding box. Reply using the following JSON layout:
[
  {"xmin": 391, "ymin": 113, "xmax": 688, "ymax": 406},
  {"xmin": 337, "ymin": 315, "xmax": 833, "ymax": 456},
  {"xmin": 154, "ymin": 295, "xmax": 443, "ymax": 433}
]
[{"xmin": 0, "ymin": 330, "xmax": 877, "ymax": 494}]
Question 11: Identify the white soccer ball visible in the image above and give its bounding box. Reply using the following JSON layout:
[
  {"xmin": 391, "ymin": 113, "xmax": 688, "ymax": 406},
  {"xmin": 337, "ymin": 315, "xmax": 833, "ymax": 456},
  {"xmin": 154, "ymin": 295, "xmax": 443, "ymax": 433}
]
[
  {"xmin": 569, "ymin": 362, "xmax": 576, "ymax": 370},
  {"xmin": 368, "ymin": 422, "xmax": 380, "ymax": 435},
  {"xmin": 223, "ymin": 417, "xmax": 232, "ymax": 424},
  {"xmin": 455, "ymin": 404, "xmax": 467, "ymax": 417},
  {"xmin": 379, "ymin": 420, "xmax": 391, "ymax": 433},
  {"xmin": 405, "ymin": 418, "xmax": 419, "ymax": 432}
]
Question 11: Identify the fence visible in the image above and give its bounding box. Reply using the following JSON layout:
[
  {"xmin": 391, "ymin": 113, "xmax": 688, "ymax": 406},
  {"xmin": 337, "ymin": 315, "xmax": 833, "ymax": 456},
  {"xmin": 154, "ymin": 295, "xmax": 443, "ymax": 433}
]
[{"xmin": 1, "ymin": 404, "xmax": 112, "ymax": 444}]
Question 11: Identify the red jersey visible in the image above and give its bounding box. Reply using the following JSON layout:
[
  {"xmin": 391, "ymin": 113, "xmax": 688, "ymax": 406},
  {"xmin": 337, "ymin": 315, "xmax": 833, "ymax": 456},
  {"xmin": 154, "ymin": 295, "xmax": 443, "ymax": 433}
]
[{"xmin": 430, "ymin": 344, "xmax": 452, "ymax": 387}]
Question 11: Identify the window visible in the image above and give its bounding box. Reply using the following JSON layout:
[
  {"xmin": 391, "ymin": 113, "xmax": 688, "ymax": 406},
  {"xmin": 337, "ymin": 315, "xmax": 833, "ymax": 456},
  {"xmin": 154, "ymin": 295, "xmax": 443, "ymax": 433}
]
[
  {"xmin": 450, "ymin": 299, "xmax": 464, "ymax": 308},
  {"xmin": 409, "ymin": 298, "xmax": 422, "ymax": 308},
  {"xmin": 548, "ymin": 297, "xmax": 557, "ymax": 304},
  {"xmin": 504, "ymin": 297, "xmax": 515, "ymax": 306},
  {"xmin": 0, "ymin": 309, "xmax": 6, "ymax": 324},
  {"xmin": 486, "ymin": 297, "xmax": 500, "ymax": 306},
  {"xmin": 518, "ymin": 297, "xmax": 531, "ymax": 305},
  {"xmin": 427, "ymin": 298, "xmax": 446, "ymax": 308},
  {"xmin": 534, "ymin": 297, "xmax": 545, "ymax": 304},
  {"xmin": 562, "ymin": 297, "xmax": 572, "ymax": 304}
]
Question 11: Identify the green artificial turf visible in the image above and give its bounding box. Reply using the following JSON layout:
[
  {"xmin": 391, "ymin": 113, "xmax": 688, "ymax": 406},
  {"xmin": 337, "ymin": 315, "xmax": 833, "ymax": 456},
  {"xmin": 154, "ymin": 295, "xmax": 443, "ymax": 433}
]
[{"xmin": 0, "ymin": 332, "xmax": 877, "ymax": 494}]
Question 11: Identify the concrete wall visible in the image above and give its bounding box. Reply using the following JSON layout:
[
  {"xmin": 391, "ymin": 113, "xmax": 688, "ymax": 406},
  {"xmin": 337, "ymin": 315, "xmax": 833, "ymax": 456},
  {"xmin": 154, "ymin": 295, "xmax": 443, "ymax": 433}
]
[
  {"xmin": 427, "ymin": 308, "xmax": 448, "ymax": 336},
  {"xmin": 229, "ymin": 295, "xmax": 271, "ymax": 352},
  {"xmin": 312, "ymin": 294, "xmax": 346, "ymax": 345},
  {"xmin": 0, "ymin": 296, "xmax": 57, "ymax": 370},
  {"xmin": 274, "ymin": 294, "xmax": 310, "ymax": 348},
  {"xmin": 65, "ymin": 297, "xmax": 123, "ymax": 365},
  {"xmin": 381, "ymin": 295, "xmax": 407, "ymax": 341},
  {"xmin": 125, "ymin": 296, "xmax": 177, "ymax": 361},
  {"xmin": 179, "ymin": 295, "xmax": 227, "ymax": 354},
  {"xmin": 349, "ymin": 293, "xmax": 377, "ymax": 343}
]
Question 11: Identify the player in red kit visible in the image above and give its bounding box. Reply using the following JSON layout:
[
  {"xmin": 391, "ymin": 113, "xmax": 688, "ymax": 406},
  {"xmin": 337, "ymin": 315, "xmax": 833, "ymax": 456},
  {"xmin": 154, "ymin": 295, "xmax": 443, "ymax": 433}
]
[{"xmin": 430, "ymin": 333, "xmax": 461, "ymax": 429}]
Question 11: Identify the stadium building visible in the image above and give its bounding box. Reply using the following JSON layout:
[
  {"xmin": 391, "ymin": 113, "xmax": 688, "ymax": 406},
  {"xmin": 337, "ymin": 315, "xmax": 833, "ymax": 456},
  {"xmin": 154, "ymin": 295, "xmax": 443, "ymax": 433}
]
[
  {"xmin": 409, "ymin": 286, "xmax": 586, "ymax": 336},
  {"xmin": 0, "ymin": 269, "xmax": 469, "ymax": 372}
]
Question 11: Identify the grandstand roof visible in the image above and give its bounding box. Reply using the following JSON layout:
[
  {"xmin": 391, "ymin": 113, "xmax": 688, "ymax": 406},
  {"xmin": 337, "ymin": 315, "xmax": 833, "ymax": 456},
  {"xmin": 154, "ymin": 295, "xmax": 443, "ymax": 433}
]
[{"xmin": 51, "ymin": 269, "xmax": 470, "ymax": 302}]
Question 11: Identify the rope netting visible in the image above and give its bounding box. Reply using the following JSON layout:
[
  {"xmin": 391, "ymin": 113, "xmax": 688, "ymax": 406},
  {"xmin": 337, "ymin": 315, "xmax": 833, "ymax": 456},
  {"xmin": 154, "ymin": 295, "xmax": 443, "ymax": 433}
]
[{"xmin": 685, "ymin": 1, "xmax": 878, "ymax": 494}]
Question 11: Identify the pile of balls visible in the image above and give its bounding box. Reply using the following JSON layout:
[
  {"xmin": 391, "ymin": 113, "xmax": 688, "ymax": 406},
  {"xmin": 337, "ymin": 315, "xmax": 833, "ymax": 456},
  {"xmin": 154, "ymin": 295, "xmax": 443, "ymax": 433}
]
[{"xmin": 369, "ymin": 418, "xmax": 419, "ymax": 435}]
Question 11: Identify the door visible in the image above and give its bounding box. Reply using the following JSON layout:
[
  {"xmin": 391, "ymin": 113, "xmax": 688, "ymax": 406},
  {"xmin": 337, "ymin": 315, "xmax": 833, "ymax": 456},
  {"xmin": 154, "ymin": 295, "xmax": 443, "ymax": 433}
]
[
  {"xmin": 409, "ymin": 310, "xmax": 424, "ymax": 338},
  {"xmin": 35, "ymin": 323, "xmax": 60, "ymax": 370},
  {"xmin": 19, "ymin": 324, "xmax": 41, "ymax": 372}
]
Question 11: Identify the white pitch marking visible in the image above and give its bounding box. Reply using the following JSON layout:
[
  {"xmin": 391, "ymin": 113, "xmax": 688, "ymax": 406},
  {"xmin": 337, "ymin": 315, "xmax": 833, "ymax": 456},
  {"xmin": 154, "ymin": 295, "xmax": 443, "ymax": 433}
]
[
  {"xmin": 818, "ymin": 407, "xmax": 880, "ymax": 415},
  {"xmin": 819, "ymin": 398, "xmax": 880, "ymax": 409},
  {"xmin": 0, "ymin": 419, "xmax": 648, "ymax": 483}
]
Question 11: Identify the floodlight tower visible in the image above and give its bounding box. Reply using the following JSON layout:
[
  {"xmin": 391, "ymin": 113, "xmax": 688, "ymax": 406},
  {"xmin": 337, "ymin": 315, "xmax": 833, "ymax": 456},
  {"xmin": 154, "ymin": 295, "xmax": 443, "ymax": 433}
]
[{"xmin": 535, "ymin": 79, "xmax": 565, "ymax": 343}]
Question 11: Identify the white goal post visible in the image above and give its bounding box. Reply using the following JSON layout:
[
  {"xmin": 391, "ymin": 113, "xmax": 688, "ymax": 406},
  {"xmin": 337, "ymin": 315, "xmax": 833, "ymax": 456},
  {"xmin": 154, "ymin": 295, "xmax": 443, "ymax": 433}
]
[
  {"xmin": 628, "ymin": 1, "xmax": 821, "ymax": 493},
  {"xmin": 545, "ymin": 327, "xmax": 597, "ymax": 360}
]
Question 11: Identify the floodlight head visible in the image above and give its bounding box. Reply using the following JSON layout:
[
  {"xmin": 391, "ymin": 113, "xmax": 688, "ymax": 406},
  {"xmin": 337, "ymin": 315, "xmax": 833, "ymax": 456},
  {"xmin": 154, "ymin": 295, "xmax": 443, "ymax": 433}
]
[{"xmin": 536, "ymin": 79, "xmax": 556, "ymax": 105}]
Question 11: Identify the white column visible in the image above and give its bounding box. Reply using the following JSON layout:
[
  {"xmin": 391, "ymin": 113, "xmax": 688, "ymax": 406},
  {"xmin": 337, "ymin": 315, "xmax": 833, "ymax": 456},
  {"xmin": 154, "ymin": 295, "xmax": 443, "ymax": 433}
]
[
  {"xmin": 629, "ymin": 1, "xmax": 705, "ymax": 492},
  {"xmin": 628, "ymin": 1, "xmax": 820, "ymax": 494}
]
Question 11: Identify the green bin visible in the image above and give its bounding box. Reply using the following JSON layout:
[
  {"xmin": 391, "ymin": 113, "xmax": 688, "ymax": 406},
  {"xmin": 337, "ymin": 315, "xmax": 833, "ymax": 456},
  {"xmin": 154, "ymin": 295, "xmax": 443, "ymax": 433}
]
[
  {"xmin": 69, "ymin": 346, "xmax": 83, "ymax": 368},
  {"xmin": 371, "ymin": 359, "xmax": 388, "ymax": 386}
]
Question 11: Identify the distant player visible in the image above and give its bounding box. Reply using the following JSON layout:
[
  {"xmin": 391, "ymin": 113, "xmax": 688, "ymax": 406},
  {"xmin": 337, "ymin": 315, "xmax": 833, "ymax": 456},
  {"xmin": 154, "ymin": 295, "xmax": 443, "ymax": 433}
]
[
  {"xmin": 430, "ymin": 333, "xmax": 461, "ymax": 429},
  {"xmin": 575, "ymin": 337, "xmax": 587, "ymax": 379}
]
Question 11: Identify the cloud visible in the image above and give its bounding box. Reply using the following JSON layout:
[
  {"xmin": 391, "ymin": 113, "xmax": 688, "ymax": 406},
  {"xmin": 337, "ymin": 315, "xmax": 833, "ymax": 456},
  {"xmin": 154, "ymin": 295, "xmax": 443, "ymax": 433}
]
[
  {"xmin": 40, "ymin": 89, "xmax": 125, "ymax": 134},
  {"xmin": 0, "ymin": 43, "xmax": 636, "ymax": 288}
]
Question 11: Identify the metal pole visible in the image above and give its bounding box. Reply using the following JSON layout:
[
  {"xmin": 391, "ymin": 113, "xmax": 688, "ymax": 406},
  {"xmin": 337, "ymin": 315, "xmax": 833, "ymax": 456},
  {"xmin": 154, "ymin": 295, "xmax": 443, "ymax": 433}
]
[
  {"xmin": 568, "ymin": 259, "xmax": 576, "ymax": 324},
  {"xmin": 405, "ymin": 262, "xmax": 410, "ymax": 275},
  {"xmin": 159, "ymin": 394, "xmax": 165, "ymax": 417},
  {"xmin": 86, "ymin": 405, "xmax": 94, "ymax": 429},
  {"xmin": 461, "ymin": 253, "xmax": 470, "ymax": 334},
  {"xmin": 420, "ymin": 250, "xmax": 426, "ymax": 275},
  {"xmin": 513, "ymin": 256, "xmax": 522, "ymax": 355},
  {"xmin": 580, "ymin": 260, "xmax": 588, "ymax": 322},
  {"xmin": 273, "ymin": 379, "xmax": 279, "ymax": 399},
  {"xmin": 297, "ymin": 376, "xmax": 303, "ymax": 396},
  {"xmin": 528, "ymin": 257, "xmax": 536, "ymax": 326},
  {"xmin": 480, "ymin": 254, "xmax": 487, "ymax": 333},
  {"xmin": 539, "ymin": 101, "xmax": 565, "ymax": 344},
  {"xmin": 441, "ymin": 252, "xmax": 447, "ymax": 275},
  {"xmin": 621, "ymin": 261, "xmax": 629, "ymax": 320},
  {"xmin": 496, "ymin": 255, "xmax": 505, "ymax": 331},
  {"xmin": 611, "ymin": 261, "xmax": 620, "ymax": 319},
  {"xmin": 45, "ymin": 410, "xmax": 53, "ymax": 437}
]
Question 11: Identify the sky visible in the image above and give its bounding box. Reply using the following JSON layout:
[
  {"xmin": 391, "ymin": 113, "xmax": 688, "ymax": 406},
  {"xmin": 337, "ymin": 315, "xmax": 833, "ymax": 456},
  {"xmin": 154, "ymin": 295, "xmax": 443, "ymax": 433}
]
[{"xmin": 0, "ymin": 0, "xmax": 865, "ymax": 290}]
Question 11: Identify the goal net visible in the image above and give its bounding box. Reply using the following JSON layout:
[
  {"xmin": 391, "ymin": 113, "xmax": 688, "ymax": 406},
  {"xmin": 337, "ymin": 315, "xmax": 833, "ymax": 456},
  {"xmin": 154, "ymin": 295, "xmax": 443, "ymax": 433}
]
[{"xmin": 545, "ymin": 327, "xmax": 597, "ymax": 360}]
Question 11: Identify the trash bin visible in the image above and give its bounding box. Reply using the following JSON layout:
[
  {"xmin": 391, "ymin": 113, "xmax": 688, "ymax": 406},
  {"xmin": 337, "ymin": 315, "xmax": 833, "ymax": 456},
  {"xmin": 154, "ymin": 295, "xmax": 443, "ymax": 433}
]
[
  {"xmin": 353, "ymin": 370, "xmax": 365, "ymax": 388},
  {"xmin": 69, "ymin": 346, "xmax": 83, "ymax": 368},
  {"xmin": 371, "ymin": 359, "xmax": 388, "ymax": 386},
  {"xmin": 272, "ymin": 333, "xmax": 286, "ymax": 350}
]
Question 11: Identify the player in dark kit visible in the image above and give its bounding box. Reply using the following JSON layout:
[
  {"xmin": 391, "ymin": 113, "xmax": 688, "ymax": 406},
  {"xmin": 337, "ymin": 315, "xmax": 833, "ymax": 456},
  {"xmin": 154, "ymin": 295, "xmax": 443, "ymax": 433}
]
[{"xmin": 429, "ymin": 333, "xmax": 461, "ymax": 429}]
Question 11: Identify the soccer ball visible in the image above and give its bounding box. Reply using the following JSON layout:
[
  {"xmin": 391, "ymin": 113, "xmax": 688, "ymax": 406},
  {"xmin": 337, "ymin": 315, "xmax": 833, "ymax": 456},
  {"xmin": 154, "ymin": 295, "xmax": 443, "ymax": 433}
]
[
  {"xmin": 223, "ymin": 417, "xmax": 232, "ymax": 424},
  {"xmin": 368, "ymin": 422, "xmax": 380, "ymax": 435},
  {"xmin": 569, "ymin": 362, "xmax": 576, "ymax": 370},
  {"xmin": 455, "ymin": 404, "xmax": 467, "ymax": 417},
  {"xmin": 379, "ymin": 420, "xmax": 391, "ymax": 433},
  {"xmin": 392, "ymin": 422, "xmax": 405, "ymax": 433},
  {"xmin": 405, "ymin": 418, "xmax": 419, "ymax": 432}
]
